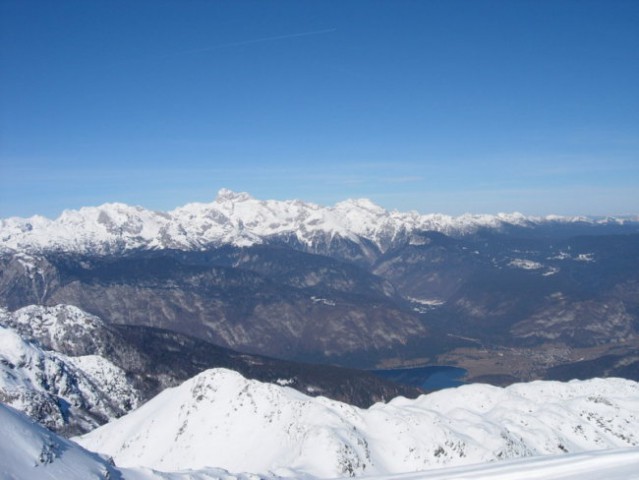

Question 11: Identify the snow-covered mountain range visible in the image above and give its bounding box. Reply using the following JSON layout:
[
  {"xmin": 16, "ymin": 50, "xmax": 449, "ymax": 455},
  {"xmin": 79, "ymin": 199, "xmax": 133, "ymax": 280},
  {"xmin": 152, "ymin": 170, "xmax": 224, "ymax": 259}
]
[
  {"xmin": 2, "ymin": 188, "xmax": 635, "ymax": 255},
  {"xmin": 3, "ymin": 190, "xmax": 639, "ymax": 480},
  {"xmin": 75, "ymin": 368, "xmax": 639, "ymax": 479}
]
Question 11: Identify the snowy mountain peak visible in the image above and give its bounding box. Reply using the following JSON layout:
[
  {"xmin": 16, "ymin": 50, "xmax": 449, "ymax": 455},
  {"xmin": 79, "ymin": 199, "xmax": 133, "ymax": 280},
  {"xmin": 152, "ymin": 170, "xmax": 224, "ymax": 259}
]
[
  {"xmin": 215, "ymin": 188, "xmax": 254, "ymax": 203},
  {"xmin": 1, "ymin": 189, "xmax": 637, "ymax": 255},
  {"xmin": 335, "ymin": 197, "xmax": 386, "ymax": 213}
]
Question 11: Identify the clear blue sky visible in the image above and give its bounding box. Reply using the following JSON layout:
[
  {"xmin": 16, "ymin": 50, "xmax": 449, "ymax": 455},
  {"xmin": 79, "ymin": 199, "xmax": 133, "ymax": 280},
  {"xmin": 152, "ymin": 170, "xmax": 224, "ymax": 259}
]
[{"xmin": 1, "ymin": 0, "xmax": 638, "ymax": 218}]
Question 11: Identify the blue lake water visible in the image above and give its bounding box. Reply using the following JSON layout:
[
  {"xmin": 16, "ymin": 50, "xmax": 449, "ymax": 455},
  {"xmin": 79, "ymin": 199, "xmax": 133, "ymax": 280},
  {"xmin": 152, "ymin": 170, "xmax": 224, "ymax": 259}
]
[{"xmin": 372, "ymin": 365, "xmax": 468, "ymax": 391}]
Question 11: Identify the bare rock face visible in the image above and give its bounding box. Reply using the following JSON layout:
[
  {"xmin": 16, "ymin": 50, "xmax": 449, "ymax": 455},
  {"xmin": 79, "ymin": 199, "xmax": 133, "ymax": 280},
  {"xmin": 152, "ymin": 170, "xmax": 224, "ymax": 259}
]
[
  {"xmin": 0, "ymin": 250, "xmax": 429, "ymax": 366},
  {"xmin": 0, "ymin": 253, "xmax": 61, "ymax": 309}
]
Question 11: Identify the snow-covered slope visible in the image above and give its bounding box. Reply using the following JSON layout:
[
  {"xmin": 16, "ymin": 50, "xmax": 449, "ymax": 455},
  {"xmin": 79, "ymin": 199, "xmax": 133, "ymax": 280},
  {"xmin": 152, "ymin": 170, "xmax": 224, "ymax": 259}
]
[
  {"xmin": 7, "ymin": 399, "xmax": 639, "ymax": 480},
  {"xmin": 0, "ymin": 401, "xmax": 271, "ymax": 480},
  {"xmin": 0, "ymin": 324, "xmax": 139, "ymax": 435},
  {"xmin": 76, "ymin": 368, "xmax": 639, "ymax": 478},
  {"xmin": 368, "ymin": 448, "xmax": 639, "ymax": 480},
  {"xmin": 0, "ymin": 402, "xmax": 123, "ymax": 480},
  {"xmin": 2, "ymin": 189, "xmax": 632, "ymax": 255}
]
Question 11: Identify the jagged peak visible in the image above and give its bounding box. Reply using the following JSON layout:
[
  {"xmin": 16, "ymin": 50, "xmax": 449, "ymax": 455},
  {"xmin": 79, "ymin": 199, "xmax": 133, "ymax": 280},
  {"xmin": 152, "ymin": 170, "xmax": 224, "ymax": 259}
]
[{"xmin": 215, "ymin": 188, "xmax": 254, "ymax": 203}]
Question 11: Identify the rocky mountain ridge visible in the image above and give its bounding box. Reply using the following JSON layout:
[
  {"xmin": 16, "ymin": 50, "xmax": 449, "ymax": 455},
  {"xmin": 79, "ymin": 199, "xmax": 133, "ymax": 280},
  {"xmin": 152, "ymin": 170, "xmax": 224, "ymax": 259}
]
[{"xmin": 0, "ymin": 323, "xmax": 138, "ymax": 435}]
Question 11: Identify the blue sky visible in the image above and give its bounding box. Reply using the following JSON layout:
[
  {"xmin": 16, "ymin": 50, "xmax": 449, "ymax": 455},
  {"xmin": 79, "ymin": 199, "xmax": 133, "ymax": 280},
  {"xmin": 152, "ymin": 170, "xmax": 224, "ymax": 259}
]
[{"xmin": 1, "ymin": 0, "xmax": 637, "ymax": 218}]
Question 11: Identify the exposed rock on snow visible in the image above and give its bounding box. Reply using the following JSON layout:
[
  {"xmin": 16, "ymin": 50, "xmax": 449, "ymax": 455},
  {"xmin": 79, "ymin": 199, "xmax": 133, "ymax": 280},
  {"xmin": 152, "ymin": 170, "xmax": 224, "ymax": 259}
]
[
  {"xmin": 0, "ymin": 304, "xmax": 119, "ymax": 358},
  {"xmin": 0, "ymin": 324, "xmax": 139, "ymax": 435}
]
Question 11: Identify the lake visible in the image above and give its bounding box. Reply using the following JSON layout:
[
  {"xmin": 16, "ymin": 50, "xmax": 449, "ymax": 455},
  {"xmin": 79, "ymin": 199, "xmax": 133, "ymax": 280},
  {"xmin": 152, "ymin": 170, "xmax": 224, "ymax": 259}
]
[{"xmin": 372, "ymin": 365, "xmax": 468, "ymax": 391}]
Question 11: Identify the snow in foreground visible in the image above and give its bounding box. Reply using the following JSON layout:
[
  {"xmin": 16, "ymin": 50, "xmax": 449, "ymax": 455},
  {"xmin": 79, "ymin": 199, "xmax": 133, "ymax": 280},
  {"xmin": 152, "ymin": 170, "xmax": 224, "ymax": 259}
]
[
  {"xmin": 2, "ymin": 398, "xmax": 639, "ymax": 480},
  {"xmin": 75, "ymin": 368, "xmax": 639, "ymax": 478},
  {"xmin": 367, "ymin": 447, "xmax": 639, "ymax": 480},
  {"xmin": 0, "ymin": 401, "xmax": 121, "ymax": 480}
]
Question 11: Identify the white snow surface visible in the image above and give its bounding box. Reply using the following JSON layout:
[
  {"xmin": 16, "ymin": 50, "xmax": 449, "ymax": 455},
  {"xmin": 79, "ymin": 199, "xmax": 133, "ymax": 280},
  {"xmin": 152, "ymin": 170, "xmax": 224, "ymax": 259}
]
[
  {"xmin": 0, "ymin": 401, "xmax": 123, "ymax": 480},
  {"xmin": 366, "ymin": 447, "xmax": 639, "ymax": 480},
  {"xmin": 4, "ymin": 400, "xmax": 639, "ymax": 480},
  {"xmin": 508, "ymin": 258, "xmax": 544, "ymax": 270},
  {"xmin": 1, "ymin": 189, "xmax": 631, "ymax": 254},
  {"xmin": 0, "ymin": 401, "xmax": 265, "ymax": 480},
  {"xmin": 76, "ymin": 368, "xmax": 639, "ymax": 479}
]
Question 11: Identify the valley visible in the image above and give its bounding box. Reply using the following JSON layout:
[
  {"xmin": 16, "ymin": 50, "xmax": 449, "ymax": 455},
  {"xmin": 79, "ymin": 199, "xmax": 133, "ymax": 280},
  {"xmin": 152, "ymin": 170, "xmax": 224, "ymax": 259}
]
[{"xmin": 437, "ymin": 339, "xmax": 639, "ymax": 385}]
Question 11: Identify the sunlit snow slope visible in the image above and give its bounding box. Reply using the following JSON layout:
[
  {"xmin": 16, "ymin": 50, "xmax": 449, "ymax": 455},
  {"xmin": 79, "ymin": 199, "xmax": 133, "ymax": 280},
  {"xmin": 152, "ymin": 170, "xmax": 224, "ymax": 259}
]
[
  {"xmin": 368, "ymin": 448, "xmax": 639, "ymax": 480},
  {"xmin": 0, "ymin": 402, "xmax": 122, "ymax": 480},
  {"xmin": 4, "ymin": 397, "xmax": 639, "ymax": 480},
  {"xmin": 76, "ymin": 368, "xmax": 639, "ymax": 478},
  {"xmin": 0, "ymin": 401, "xmax": 276, "ymax": 480}
]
